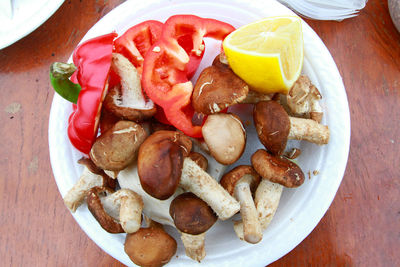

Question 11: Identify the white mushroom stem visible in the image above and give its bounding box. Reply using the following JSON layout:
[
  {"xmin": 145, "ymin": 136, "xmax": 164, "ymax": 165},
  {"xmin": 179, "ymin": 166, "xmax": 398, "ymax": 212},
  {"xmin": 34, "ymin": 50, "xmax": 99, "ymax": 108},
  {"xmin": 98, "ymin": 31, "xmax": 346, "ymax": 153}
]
[
  {"xmin": 101, "ymin": 189, "xmax": 143, "ymax": 233},
  {"xmin": 111, "ymin": 53, "xmax": 153, "ymax": 110},
  {"xmin": 63, "ymin": 166, "xmax": 104, "ymax": 212},
  {"xmin": 233, "ymin": 180, "xmax": 283, "ymax": 240},
  {"xmin": 289, "ymin": 117, "xmax": 330, "ymax": 145},
  {"xmin": 180, "ymin": 232, "xmax": 206, "ymax": 262},
  {"xmin": 255, "ymin": 180, "xmax": 283, "ymax": 229},
  {"xmin": 180, "ymin": 158, "xmax": 240, "ymax": 220},
  {"xmin": 234, "ymin": 175, "xmax": 262, "ymax": 244}
]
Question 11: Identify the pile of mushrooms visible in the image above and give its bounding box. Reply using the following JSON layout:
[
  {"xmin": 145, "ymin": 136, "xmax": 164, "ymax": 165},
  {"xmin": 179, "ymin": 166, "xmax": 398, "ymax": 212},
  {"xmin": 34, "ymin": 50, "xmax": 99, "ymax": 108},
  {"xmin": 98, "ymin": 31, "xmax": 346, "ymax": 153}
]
[{"xmin": 62, "ymin": 52, "xmax": 330, "ymax": 265}]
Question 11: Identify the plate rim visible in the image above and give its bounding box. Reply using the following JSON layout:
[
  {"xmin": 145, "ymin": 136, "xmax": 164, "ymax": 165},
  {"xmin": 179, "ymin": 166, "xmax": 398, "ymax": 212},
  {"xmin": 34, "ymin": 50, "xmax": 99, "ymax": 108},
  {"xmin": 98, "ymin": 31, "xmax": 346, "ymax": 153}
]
[{"xmin": 0, "ymin": 0, "xmax": 65, "ymax": 49}]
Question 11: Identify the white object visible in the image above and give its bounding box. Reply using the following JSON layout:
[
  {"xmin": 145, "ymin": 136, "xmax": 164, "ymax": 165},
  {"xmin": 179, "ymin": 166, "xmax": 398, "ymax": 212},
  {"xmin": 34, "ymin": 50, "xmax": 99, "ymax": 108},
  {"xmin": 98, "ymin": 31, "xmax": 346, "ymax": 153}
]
[
  {"xmin": 0, "ymin": 0, "xmax": 12, "ymax": 19},
  {"xmin": 279, "ymin": 0, "xmax": 367, "ymax": 20},
  {"xmin": 48, "ymin": 0, "xmax": 351, "ymax": 266},
  {"xmin": 0, "ymin": 0, "xmax": 64, "ymax": 49}
]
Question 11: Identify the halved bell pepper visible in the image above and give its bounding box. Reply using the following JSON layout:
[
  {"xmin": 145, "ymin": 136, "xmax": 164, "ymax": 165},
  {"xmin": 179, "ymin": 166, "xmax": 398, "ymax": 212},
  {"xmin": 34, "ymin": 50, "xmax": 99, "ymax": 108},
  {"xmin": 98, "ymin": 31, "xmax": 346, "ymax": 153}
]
[
  {"xmin": 114, "ymin": 20, "xmax": 163, "ymax": 74},
  {"xmin": 142, "ymin": 15, "xmax": 235, "ymax": 137},
  {"xmin": 67, "ymin": 32, "xmax": 117, "ymax": 154}
]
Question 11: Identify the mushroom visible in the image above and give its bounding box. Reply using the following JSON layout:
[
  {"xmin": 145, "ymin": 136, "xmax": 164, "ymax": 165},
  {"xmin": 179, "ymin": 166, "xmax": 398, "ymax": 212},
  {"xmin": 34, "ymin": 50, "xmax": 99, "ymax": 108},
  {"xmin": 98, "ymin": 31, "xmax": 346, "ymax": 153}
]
[
  {"xmin": 220, "ymin": 166, "xmax": 262, "ymax": 244},
  {"xmin": 63, "ymin": 158, "xmax": 116, "ymax": 212},
  {"xmin": 180, "ymin": 232, "xmax": 206, "ymax": 262},
  {"xmin": 287, "ymin": 75, "xmax": 323, "ymax": 123},
  {"xmin": 254, "ymin": 100, "xmax": 329, "ymax": 155},
  {"xmin": 233, "ymin": 179, "xmax": 283, "ymax": 240},
  {"xmin": 90, "ymin": 120, "xmax": 147, "ymax": 171},
  {"xmin": 138, "ymin": 130, "xmax": 240, "ymax": 220},
  {"xmin": 241, "ymin": 90, "xmax": 275, "ymax": 104},
  {"xmin": 192, "ymin": 55, "xmax": 276, "ymax": 114},
  {"xmin": 251, "ymin": 149, "xmax": 305, "ymax": 188},
  {"xmin": 188, "ymin": 137, "xmax": 211, "ymax": 155},
  {"xmin": 124, "ymin": 226, "xmax": 177, "ymax": 267},
  {"xmin": 170, "ymin": 193, "xmax": 215, "ymax": 262},
  {"xmin": 103, "ymin": 53, "xmax": 156, "ymax": 121},
  {"xmin": 187, "ymin": 152, "xmax": 208, "ymax": 171},
  {"xmin": 170, "ymin": 192, "xmax": 217, "ymax": 235},
  {"xmin": 202, "ymin": 113, "xmax": 246, "ymax": 165},
  {"xmin": 87, "ymin": 187, "xmax": 143, "ymax": 233},
  {"xmin": 169, "ymin": 158, "xmax": 211, "ymax": 262},
  {"xmin": 233, "ymin": 149, "xmax": 302, "ymax": 240},
  {"xmin": 99, "ymin": 108, "xmax": 120, "ymax": 134},
  {"xmin": 192, "ymin": 64, "xmax": 249, "ymax": 114},
  {"xmin": 213, "ymin": 51, "xmax": 229, "ymax": 68}
]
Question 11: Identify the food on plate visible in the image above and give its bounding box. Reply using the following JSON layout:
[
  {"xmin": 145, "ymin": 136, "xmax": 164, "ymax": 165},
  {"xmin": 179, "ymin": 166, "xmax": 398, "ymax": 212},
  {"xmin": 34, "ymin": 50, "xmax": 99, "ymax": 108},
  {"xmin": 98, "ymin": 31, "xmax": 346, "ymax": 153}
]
[
  {"xmin": 220, "ymin": 166, "xmax": 262, "ymax": 244},
  {"xmin": 68, "ymin": 33, "xmax": 117, "ymax": 154},
  {"xmin": 253, "ymin": 100, "xmax": 329, "ymax": 155},
  {"xmin": 137, "ymin": 130, "xmax": 240, "ymax": 219},
  {"xmin": 103, "ymin": 53, "xmax": 156, "ymax": 121},
  {"xmin": 234, "ymin": 177, "xmax": 283, "ymax": 241},
  {"xmin": 141, "ymin": 15, "xmax": 235, "ymax": 138},
  {"xmin": 192, "ymin": 58, "xmax": 249, "ymax": 115},
  {"xmin": 87, "ymin": 187, "xmax": 143, "ymax": 233},
  {"xmin": 89, "ymin": 120, "xmax": 147, "ymax": 171},
  {"xmin": 201, "ymin": 113, "xmax": 246, "ymax": 165},
  {"xmin": 51, "ymin": 14, "xmax": 331, "ymax": 264},
  {"xmin": 63, "ymin": 158, "xmax": 116, "ymax": 212},
  {"xmin": 223, "ymin": 16, "xmax": 303, "ymax": 94},
  {"xmin": 124, "ymin": 221, "xmax": 177, "ymax": 267},
  {"xmin": 251, "ymin": 149, "xmax": 305, "ymax": 188},
  {"xmin": 286, "ymin": 75, "xmax": 323, "ymax": 123},
  {"xmin": 187, "ymin": 151, "xmax": 208, "ymax": 171},
  {"xmin": 49, "ymin": 62, "xmax": 81, "ymax": 104},
  {"xmin": 114, "ymin": 20, "xmax": 163, "ymax": 74}
]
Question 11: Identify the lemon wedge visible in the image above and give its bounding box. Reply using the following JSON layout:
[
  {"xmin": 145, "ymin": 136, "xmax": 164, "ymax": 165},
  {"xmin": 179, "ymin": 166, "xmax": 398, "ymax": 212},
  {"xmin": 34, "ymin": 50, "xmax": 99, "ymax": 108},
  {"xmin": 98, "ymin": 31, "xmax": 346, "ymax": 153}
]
[{"xmin": 223, "ymin": 16, "xmax": 304, "ymax": 94}]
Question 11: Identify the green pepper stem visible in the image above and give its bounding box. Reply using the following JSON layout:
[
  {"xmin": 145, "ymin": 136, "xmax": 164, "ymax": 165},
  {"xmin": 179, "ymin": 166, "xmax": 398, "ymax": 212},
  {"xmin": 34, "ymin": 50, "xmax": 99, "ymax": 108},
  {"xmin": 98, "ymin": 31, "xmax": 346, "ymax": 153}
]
[{"xmin": 50, "ymin": 62, "xmax": 81, "ymax": 104}]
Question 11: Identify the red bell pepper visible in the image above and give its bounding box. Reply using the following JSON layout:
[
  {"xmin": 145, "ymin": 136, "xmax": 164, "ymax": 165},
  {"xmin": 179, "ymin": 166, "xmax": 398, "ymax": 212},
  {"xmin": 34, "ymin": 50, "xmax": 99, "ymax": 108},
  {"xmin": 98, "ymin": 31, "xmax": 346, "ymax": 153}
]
[
  {"xmin": 68, "ymin": 32, "xmax": 117, "ymax": 154},
  {"xmin": 142, "ymin": 15, "xmax": 235, "ymax": 137},
  {"xmin": 114, "ymin": 19, "xmax": 206, "ymax": 126},
  {"xmin": 114, "ymin": 20, "xmax": 163, "ymax": 74}
]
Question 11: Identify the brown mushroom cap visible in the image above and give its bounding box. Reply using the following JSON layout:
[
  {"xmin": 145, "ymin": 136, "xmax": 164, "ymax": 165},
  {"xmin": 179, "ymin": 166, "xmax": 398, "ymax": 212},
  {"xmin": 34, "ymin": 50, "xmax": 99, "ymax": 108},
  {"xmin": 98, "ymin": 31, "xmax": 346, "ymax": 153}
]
[
  {"xmin": 212, "ymin": 53, "xmax": 229, "ymax": 69},
  {"xmin": 90, "ymin": 120, "xmax": 147, "ymax": 171},
  {"xmin": 169, "ymin": 192, "xmax": 217, "ymax": 235},
  {"xmin": 254, "ymin": 101, "xmax": 290, "ymax": 156},
  {"xmin": 220, "ymin": 165, "xmax": 261, "ymax": 195},
  {"xmin": 104, "ymin": 86, "xmax": 157, "ymax": 122},
  {"xmin": 150, "ymin": 119, "xmax": 176, "ymax": 133},
  {"xmin": 187, "ymin": 152, "xmax": 208, "ymax": 171},
  {"xmin": 99, "ymin": 108, "xmax": 120, "ymax": 134},
  {"xmin": 202, "ymin": 113, "xmax": 246, "ymax": 165},
  {"xmin": 138, "ymin": 131, "xmax": 192, "ymax": 200},
  {"xmin": 124, "ymin": 227, "xmax": 177, "ymax": 267},
  {"xmin": 287, "ymin": 75, "xmax": 323, "ymax": 123},
  {"xmin": 87, "ymin": 187, "xmax": 124, "ymax": 233},
  {"xmin": 251, "ymin": 149, "xmax": 305, "ymax": 188},
  {"xmin": 192, "ymin": 62, "xmax": 249, "ymax": 115}
]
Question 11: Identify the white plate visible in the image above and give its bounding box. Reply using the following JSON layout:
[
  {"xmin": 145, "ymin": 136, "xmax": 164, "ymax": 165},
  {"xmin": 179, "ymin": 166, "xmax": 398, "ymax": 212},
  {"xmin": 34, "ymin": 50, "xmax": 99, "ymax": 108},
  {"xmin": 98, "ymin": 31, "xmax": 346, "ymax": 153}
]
[
  {"xmin": 0, "ymin": 0, "xmax": 64, "ymax": 49},
  {"xmin": 48, "ymin": 0, "xmax": 351, "ymax": 266}
]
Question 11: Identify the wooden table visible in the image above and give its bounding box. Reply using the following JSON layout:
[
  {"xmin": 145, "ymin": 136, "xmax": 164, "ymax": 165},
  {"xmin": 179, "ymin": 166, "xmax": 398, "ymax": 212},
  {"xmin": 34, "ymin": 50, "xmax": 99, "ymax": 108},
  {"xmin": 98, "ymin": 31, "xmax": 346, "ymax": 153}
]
[{"xmin": 0, "ymin": 0, "xmax": 399, "ymax": 266}]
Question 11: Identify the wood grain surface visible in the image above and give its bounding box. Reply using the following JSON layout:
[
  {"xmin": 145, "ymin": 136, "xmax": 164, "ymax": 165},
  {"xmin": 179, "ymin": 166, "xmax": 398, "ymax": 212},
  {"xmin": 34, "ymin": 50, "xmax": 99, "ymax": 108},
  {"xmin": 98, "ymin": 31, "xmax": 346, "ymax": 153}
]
[{"xmin": 0, "ymin": 0, "xmax": 399, "ymax": 266}]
